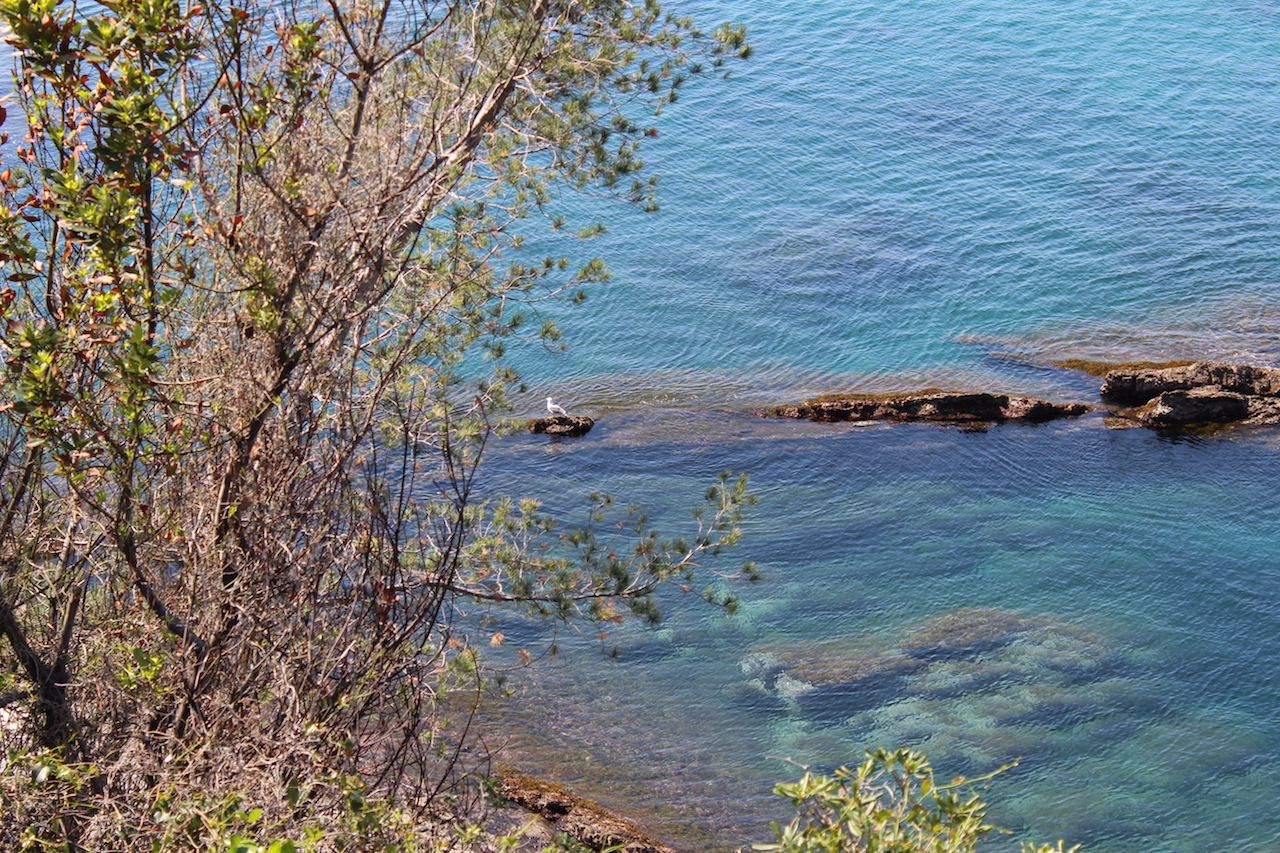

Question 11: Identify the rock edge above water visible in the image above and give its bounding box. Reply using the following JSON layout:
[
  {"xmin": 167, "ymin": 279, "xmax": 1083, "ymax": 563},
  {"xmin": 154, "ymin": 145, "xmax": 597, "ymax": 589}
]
[
  {"xmin": 527, "ymin": 415, "xmax": 595, "ymax": 437},
  {"xmin": 530, "ymin": 362, "xmax": 1280, "ymax": 436},
  {"xmin": 1100, "ymin": 361, "xmax": 1280, "ymax": 428},
  {"xmin": 771, "ymin": 361, "xmax": 1280, "ymax": 431},
  {"xmin": 771, "ymin": 391, "xmax": 1090, "ymax": 426}
]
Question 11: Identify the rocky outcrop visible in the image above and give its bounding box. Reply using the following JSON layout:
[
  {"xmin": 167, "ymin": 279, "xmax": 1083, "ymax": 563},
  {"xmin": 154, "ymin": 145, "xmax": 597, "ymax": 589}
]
[
  {"xmin": 772, "ymin": 391, "xmax": 1089, "ymax": 426},
  {"xmin": 1136, "ymin": 387, "xmax": 1250, "ymax": 427},
  {"xmin": 496, "ymin": 766, "xmax": 682, "ymax": 853},
  {"xmin": 1100, "ymin": 361, "xmax": 1280, "ymax": 428},
  {"xmin": 1100, "ymin": 361, "xmax": 1280, "ymax": 404},
  {"xmin": 527, "ymin": 415, "xmax": 595, "ymax": 437}
]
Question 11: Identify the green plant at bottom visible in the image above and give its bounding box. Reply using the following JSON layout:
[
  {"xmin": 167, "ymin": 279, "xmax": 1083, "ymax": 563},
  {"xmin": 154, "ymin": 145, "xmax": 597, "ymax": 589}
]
[{"xmin": 756, "ymin": 748, "xmax": 1080, "ymax": 853}]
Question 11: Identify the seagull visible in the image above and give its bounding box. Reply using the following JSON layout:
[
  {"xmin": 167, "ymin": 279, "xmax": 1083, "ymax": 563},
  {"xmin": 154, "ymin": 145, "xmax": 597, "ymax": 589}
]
[{"xmin": 546, "ymin": 397, "xmax": 569, "ymax": 417}]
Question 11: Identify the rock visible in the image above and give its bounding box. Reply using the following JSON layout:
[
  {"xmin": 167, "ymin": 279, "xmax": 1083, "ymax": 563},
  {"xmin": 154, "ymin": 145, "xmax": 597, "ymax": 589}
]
[
  {"xmin": 1051, "ymin": 358, "xmax": 1195, "ymax": 378},
  {"xmin": 1000, "ymin": 396, "xmax": 1091, "ymax": 422},
  {"xmin": 1137, "ymin": 388, "xmax": 1250, "ymax": 427},
  {"xmin": 900, "ymin": 607, "xmax": 1051, "ymax": 662},
  {"xmin": 1100, "ymin": 361, "xmax": 1280, "ymax": 428},
  {"xmin": 772, "ymin": 391, "xmax": 1089, "ymax": 426},
  {"xmin": 742, "ymin": 608, "xmax": 1124, "ymax": 731},
  {"xmin": 792, "ymin": 655, "xmax": 924, "ymax": 721},
  {"xmin": 993, "ymin": 679, "xmax": 1164, "ymax": 732},
  {"xmin": 745, "ymin": 640, "xmax": 925, "ymax": 692},
  {"xmin": 742, "ymin": 640, "xmax": 926, "ymax": 723},
  {"xmin": 1100, "ymin": 361, "xmax": 1280, "ymax": 405},
  {"xmin": 528, "ymin": 415, "xmax": 595, "ymax": 437},
  {"xmin": 496, "ymin": 766, "xmax": 683, "ymax": 853},
  {"xmin": 730, "ymin": 682, "xmax": 790, "ymax": 716}
]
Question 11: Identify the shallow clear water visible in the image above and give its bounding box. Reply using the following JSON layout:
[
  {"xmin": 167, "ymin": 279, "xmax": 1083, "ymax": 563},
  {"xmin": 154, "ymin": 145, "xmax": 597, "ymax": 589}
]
[
  {"xmin": 480, "ymin": 1, "xmax": 1280, "ymax": 851},
  {"xmin": 480, "ymin": 412, "xmax": 1280, "ymax": 853}
]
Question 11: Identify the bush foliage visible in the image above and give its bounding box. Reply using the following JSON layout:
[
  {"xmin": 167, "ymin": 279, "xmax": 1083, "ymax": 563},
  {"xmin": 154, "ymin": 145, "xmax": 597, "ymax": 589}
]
[
  {"xmin": 758, "ymin": 749, "xmax": 1080, "ymax": 853},
  {"xmin": 0, "ymin": 0, "xmax": 751, "ymax": 848}
]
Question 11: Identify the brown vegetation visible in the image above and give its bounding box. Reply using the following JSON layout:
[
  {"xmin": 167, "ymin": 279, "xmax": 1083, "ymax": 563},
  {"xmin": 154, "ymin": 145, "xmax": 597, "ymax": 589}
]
[
  {"xmin": 1051, "ymin": 358, "xmax": 1195, "ymax": 377},
  {"xmin": 0, "ymin": 1, "xmax": 752, "ymax": 848}
]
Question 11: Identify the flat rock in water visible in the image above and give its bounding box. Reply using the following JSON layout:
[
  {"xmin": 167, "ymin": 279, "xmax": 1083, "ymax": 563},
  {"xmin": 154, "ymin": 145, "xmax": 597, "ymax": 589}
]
[
  {"xmin": 528, "ymin": 415, "xmax": 595, "ymax": 437},
  {"xmin": 771, "ymin": 391, "xmax": 1089, "ymax": 426}
]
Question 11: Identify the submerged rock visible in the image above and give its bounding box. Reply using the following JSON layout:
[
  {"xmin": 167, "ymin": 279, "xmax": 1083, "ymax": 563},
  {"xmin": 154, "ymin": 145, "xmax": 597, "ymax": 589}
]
[
  {"xmin": 740, "ymin": 641, "xmax": 926, "ymax": 723},
  {"xmin": 527, "ymin": 415, "xmax": 595, "ymax": 437},
  {"xmin": 900, "ymin": 607, "xmax": 1054, "ymax": 661},
  {"xmin": 771, "ymin": 391, "xmax": 1089, "ymax": 426},
  {"xmin": 794, "ymin": 672, "xmax": 913, "ymax": 721},
  {"xmin": 742, "ymin": 607, "xmax": 1122, "ymax": 728},
  {"xmin": 739, "ymin": 607, "xmax": 1187, "ymax": 789},
  {"xmin": 993, "ymin": 678, "xmax": 1166, "ymax": 731},
  {"xmin": 729, "ymin": 682, "xmax": 790, "ymax": 716},
  {"xmin": 746, "ymin": 639, "xmax": 926, "ymax": 681},
  {"xmin": 789, "ymin": 652, "xmax": 927, "ymax": 721}
]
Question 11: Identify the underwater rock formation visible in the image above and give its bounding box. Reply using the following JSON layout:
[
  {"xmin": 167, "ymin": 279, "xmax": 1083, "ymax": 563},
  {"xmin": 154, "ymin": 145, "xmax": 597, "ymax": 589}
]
[
  {"xmin": 900, "ymin": 607, "xmax": 1056, "ymax": 661},
  {"xmin": 742, "ymin": 643, "xmax": 925, "ymax": 724},
  {"xmin": 771, "ymin": 391, "xmax": 1089, "ymax": 426},
  {"xmin": 740, "ymin": 608, "xmax": 1124, "ymax": 728},
  {"xmin": 527, "ymin": 415, "xmax": 596, "ymax": 437},
  {"xmin": 734, "ymin": 605, "xmax": 1197, "ymax": 808}
]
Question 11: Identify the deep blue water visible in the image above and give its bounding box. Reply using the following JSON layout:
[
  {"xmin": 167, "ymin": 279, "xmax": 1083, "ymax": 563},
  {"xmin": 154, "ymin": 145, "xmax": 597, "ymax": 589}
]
[{"xmin": 480, "ymin": 1, "xmax": 1280, "ymax": 851}]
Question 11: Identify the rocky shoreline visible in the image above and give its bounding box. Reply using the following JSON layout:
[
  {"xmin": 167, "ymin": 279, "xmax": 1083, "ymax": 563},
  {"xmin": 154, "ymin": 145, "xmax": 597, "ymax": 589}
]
[
  {"xmin": 496, "ymin": 766, "xmax": 685, "ymax": 853},
  {"xmin": 1097, "ymin": 361, "xmax": 1280, "ymax": 427}
]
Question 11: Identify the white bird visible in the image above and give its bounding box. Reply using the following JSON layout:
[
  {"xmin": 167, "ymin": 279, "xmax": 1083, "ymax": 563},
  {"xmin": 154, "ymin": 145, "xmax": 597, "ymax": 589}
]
[{"xmin": 545, "ymin": 397, "xmax": 569, "ymax": 417}]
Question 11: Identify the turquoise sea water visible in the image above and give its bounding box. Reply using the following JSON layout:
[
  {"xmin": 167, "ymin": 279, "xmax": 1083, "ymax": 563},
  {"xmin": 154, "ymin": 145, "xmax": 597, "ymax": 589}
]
[
  {"xmin": 480, "ymin": 1, "xmax": 1280, "ymax": 852},
  {"xmin": 4, "ymin": 1, "xmax": 1279, "ymax": 850},
  {"xmin": 509, "ymin": 0, "xmax": 1280, "ymax": 395}
]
